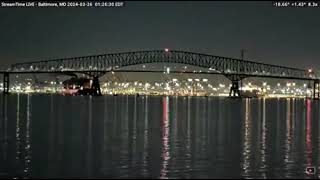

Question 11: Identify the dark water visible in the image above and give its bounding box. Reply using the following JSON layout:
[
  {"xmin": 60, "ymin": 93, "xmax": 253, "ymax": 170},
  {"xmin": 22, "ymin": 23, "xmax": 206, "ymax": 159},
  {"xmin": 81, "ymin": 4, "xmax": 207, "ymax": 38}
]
[{"xmin": 0, "ymin": 94, "xmax": 320, "ymax": 179}]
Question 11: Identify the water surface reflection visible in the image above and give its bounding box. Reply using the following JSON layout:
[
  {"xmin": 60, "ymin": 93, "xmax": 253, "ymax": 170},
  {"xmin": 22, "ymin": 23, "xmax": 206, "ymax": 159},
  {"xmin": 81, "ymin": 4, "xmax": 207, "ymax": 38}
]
[{"xmin": 0, "ymin": 95, "xmax": 319, "ymax": 178}]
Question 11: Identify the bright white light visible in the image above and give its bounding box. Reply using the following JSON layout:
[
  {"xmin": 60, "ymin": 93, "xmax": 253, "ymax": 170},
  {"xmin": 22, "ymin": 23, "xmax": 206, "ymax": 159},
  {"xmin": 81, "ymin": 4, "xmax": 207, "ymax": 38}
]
[
  {"xmin": 263, "ymin": 82, "xmax": 267, "ymax": 86},
  {"xmin": 202, "ymin": 79, "xmax": 208, "ymax": 82},
  {"xmin": 188, "ymin": 79, "xmax": 193, "ymax": 82},
  {"xmin": 166, "ymin": 67, "xmax": 170, "ymax": 74},
  {"xmin": 277, "ymin": 83, "xmax": 281, "ymax": 87},
  {"xmin": 248, "ymin": 82, "xmax": 252, "ymax": 86},
  {"xmin": 165, "ymin": 48, "xmax": 169, "ymax": 52},
  {"xmin": 195, "ymin": 79, "xmax": 200, "ymax": 82},
  {"xmin": 172, "ymin": 79, "xmax": 178, "ymax": 82},
  {"xmin": 304, "ymin": 84, "xmax": 307, "ymax": 88}
]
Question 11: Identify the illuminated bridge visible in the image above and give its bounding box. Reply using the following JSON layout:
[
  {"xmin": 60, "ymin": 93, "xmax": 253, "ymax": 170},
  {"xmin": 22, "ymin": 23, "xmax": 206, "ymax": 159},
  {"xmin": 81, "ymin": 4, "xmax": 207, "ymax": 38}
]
[{"xmin": 1, "ymin": 49, "xmax": 319, "ymax": 98}]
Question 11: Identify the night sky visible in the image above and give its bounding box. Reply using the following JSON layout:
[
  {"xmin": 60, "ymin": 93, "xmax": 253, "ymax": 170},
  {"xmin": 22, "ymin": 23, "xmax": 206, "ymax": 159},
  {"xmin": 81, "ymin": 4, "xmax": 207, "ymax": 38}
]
[{"xmin": 0, "ymin": 1, "xmax": 320, "ymax": 70}]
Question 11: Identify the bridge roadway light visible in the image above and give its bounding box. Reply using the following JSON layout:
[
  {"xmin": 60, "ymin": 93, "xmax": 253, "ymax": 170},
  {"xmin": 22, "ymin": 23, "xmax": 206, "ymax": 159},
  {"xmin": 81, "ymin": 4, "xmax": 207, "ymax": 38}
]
[{"xmin": 165, "ymin": 48, "xmax": 169, "ymax": 52}]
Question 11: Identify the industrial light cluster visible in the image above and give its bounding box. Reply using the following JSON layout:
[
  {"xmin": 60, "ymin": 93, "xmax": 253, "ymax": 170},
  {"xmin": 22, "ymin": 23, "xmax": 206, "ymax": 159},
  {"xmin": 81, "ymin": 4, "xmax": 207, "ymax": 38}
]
[{"xmin": 0, "ymin": 79, "xmax": 315, "ymax": 98}]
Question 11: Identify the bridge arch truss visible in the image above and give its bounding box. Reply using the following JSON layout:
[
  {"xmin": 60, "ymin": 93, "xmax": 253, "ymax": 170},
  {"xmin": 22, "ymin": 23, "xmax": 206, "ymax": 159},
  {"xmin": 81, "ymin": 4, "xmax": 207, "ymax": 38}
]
[{"xmin": 10, "ymin": 50, "xmax": 311, "ymax": 79}]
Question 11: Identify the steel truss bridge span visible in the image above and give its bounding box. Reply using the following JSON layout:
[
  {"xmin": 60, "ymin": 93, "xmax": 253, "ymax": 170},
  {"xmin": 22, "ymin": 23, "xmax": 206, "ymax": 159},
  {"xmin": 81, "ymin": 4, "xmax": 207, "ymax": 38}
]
[
  {"xmin": 10, "ymin": 50, "xmax": 311, "ymax": 79},
  {"xmin": 2, "ymin": 50, "xmax": 319, "ymax": 98}
]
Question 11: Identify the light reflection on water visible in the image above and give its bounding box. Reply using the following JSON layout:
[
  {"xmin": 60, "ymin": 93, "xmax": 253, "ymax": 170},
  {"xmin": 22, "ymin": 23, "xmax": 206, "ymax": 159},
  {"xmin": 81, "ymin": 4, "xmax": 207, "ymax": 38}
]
[{"xmin": 0, "ymin": 94, "xmax": 320, "ymax": 179}]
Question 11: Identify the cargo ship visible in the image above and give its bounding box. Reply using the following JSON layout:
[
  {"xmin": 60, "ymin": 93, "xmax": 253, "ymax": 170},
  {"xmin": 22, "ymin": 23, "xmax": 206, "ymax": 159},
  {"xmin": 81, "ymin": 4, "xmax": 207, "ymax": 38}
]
[{"xmin": 62, "ymin": 77, "xmax": 93, "ymax": 95}]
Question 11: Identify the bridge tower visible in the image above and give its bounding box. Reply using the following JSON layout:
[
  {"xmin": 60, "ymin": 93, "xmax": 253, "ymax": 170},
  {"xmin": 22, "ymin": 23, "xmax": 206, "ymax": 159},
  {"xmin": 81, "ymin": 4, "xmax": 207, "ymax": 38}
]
[
  {"xmin": 313, "ymin": 80, "xmax": 320, "ymax": 99},
  {"xmin": 91, "ymin": 76, "xmax": 102, "ymax": 96},
  {"xmin": 85, "ymin": 71, "xmax": 104, "ymax": 96},
  {"xmin": 3, "ymin": 73, "xmax": 9, "ymax": 95},
  {"xmin": 224, "ymin": 74, "xmax": 247, "ymax": 97}
]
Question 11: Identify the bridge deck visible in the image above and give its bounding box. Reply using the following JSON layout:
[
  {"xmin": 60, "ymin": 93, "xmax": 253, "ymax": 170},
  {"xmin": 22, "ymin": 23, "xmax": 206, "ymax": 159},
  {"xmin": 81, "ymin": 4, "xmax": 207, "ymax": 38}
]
[{"xmin": 0, "ymin": 70, "xmax": 317, "ymax": 81}]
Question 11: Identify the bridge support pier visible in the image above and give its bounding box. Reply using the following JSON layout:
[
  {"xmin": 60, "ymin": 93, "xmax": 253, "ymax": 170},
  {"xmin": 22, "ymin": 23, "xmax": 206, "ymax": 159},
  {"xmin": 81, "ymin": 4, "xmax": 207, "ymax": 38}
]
[
  {"xmin": 229, "ymin": 80, "xmax": 241, "ymax": 97},
  {"xmin": 91, "ymin": 76, "xmax": 102, "ymax": 96},
  {"xmin": 3, "ymin": 73, "xmax": 9, "ymax": 95},
  {"xmin": 313, "ymin": 80, "xmax": 319, "ymax": 100},
  {"xmin": 224, "ymin": 74, "xmax": 247, "ymax": 98}
]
